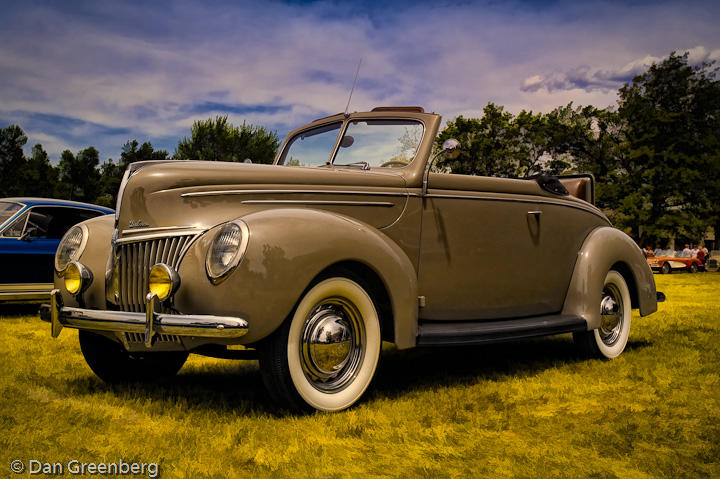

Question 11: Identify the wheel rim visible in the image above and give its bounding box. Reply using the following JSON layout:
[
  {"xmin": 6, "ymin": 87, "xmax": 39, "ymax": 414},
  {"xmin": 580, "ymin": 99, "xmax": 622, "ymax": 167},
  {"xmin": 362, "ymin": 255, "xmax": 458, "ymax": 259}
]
[
  {"xmin": 300, "ymin": 297, "xmax": 365, "ymax": 393},
  {"xmin": 599, "ymin": 283, "xmax": 624, "ymax": 346}
]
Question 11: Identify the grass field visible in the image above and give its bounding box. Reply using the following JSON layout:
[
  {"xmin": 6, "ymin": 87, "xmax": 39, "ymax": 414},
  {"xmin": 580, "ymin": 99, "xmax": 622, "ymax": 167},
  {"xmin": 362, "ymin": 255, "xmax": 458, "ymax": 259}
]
[{"xmin": 1, "ymin": 273, "xmax": 719, "ymax": 478}]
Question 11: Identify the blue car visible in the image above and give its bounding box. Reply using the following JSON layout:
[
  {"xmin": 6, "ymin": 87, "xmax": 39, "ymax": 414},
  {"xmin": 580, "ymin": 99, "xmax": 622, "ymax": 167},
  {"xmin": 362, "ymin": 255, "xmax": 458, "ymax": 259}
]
[{"xmin": 0, "ymin": 198, "xmax": 114, "ymax": 303}]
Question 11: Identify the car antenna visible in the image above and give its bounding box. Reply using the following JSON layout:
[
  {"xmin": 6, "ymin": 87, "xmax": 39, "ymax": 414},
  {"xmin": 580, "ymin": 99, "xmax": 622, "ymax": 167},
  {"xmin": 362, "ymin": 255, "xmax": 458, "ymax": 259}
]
[{"xmin": 344, "ymin": 57, "xmax": 362, "ymax": 117}]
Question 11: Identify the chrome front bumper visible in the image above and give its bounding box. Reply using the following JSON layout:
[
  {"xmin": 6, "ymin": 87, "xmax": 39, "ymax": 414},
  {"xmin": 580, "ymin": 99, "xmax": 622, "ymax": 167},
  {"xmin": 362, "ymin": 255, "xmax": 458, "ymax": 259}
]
[{"xmin": 40, "ymin": 289, "xmax": 248, "ymax": 347}]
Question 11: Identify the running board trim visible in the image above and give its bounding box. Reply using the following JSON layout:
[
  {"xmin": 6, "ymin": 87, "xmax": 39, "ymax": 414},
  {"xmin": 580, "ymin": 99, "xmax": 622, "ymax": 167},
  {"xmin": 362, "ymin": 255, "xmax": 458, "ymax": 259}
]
[{"xmin": 417, "ymin": 314, "xmax": 587, "ymax": 346}]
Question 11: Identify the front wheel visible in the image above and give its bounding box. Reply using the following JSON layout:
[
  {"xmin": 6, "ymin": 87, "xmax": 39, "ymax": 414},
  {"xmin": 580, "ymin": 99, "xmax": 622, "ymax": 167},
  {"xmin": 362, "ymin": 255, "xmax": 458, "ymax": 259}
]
[
  {"xmin": 689, "ymin": 263, "xmax": 698, "ymax": 273},
  {"xmin": 660, "ymin": 262, "xmax": 671, "ymax": 274},
  {"xmin": 259, "ymin": 276, "xmax": 381, "ymax": 412},
  {"xmin": 79, "ymin": 330, "xmax": 188, "ymax": 383},
  {"xmin": 573, "ymin": 270, "xmax": 632, "ymax": 359}
]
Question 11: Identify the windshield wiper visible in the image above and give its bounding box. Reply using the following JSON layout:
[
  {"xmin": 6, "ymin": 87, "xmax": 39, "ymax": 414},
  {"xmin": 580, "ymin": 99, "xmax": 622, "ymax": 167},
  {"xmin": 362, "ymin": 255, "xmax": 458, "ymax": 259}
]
[{"xmin": 335, "ymin": 161, "xmax": 370, "ymax": 170}]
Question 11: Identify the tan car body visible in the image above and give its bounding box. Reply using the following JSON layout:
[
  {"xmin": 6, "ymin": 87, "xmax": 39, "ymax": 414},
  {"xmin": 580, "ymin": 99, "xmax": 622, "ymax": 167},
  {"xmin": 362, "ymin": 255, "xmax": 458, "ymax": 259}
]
[{"xmin": 51, "ymin": 108, "xmax": 657, "ymax": 352}]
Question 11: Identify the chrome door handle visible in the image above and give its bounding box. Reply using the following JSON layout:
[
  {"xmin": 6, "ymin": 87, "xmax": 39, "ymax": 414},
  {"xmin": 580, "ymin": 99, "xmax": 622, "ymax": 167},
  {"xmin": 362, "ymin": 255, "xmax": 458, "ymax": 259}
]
[{"xmin": 528, "ymin": 211, "xmax": 542, "ymax": 216}]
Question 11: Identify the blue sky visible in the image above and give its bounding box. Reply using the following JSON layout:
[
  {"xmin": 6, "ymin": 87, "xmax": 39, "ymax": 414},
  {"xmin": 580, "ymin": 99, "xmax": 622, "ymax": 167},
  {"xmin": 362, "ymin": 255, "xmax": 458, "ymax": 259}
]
[{"xmin": 1, "ymin": 0, "xmax": 719, "ymax": 164}]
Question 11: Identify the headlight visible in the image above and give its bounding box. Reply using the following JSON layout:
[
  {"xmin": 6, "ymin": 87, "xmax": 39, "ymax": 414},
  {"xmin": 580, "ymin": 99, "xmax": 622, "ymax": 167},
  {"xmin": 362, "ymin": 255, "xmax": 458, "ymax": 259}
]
[
  {"xmin": 149, "ymin": 263, "xmax": 180, "ymax": 301},
  {"xmin": 55, "ymin": 224, "xmax": 89, "ymax": 272},
  {"xmin": 64, "ymin": 261, "xmax": 92, "ymax": 296},
  {"xmin": 206, "ymin": 219, "xmax": 249, "ymax": 283}
]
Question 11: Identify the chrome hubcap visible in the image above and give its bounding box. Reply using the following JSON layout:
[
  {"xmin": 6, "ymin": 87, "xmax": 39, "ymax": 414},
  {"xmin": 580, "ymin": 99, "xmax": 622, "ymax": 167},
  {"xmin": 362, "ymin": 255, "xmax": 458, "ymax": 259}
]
[
  {"xmin": 300, "ymin": 298, "xmax": 365, "ymax": 392},
  {"xmin": 599, "ymin": 284, "xmax": 623, "ymax": 345}
]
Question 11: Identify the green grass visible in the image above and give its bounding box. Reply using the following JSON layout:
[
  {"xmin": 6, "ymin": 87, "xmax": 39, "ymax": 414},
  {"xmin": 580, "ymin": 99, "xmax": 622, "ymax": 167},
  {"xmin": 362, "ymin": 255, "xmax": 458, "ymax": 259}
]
[{"xmin": 2, "ymin": 273, "xmax": 719, "ymax": 478}]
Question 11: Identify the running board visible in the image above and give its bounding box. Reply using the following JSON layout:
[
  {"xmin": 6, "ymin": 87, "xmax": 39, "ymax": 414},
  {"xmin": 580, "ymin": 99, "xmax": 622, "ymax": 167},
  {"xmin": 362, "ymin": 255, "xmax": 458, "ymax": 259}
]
[{"xmin": 417, "ymin": 314, "xmax": 587, "ymax": 347}]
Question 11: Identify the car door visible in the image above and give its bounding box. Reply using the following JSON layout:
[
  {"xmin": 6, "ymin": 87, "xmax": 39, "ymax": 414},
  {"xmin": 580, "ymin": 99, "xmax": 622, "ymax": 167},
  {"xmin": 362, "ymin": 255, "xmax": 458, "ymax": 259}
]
[{"xmin": 417, "ymin": 173, "xmax": 596, "ymax": 321}]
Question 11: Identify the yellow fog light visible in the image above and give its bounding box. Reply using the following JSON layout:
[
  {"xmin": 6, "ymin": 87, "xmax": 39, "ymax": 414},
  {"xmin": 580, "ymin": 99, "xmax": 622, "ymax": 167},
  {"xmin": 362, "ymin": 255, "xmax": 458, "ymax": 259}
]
[
  {"xmin": 64, "ymin": 261, "xmax": 92, "ymax": 296},
  {"xmin": 148, "ymin": 263, "xmax": 180, "ymax": 301}
]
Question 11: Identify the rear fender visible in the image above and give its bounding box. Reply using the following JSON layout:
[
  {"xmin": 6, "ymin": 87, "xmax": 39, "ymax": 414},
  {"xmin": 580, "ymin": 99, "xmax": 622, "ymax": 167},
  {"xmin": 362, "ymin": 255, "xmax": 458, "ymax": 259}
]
[{"xmin": 562, "ymin": 226, "xmax": 657, "ymax": 330}]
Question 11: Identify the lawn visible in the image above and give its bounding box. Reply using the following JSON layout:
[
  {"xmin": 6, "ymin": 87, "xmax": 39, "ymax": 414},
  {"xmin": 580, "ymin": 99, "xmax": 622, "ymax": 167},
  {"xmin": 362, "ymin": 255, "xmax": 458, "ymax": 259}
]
[{"xmin": 1, "ymin": 273, "xmax": 718, "ymax": 478}]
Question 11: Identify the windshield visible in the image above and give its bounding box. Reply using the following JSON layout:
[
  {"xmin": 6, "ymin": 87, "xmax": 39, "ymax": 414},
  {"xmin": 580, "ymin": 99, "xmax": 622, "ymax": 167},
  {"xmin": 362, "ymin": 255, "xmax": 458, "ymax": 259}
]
[
  {"xmin": 279, "ymin": 118, "xmax": 424, "ymax": 168},
  {"xmin": 333, "ymin": 120, "xmax": 424, "ymax": 168},
  {"xmin": 280, "ymin": 122, "xmax": 342, "ymax": 167},
  {"xmin": 0, "ymin": 201, "xmax": 22, "ymax": 227}
]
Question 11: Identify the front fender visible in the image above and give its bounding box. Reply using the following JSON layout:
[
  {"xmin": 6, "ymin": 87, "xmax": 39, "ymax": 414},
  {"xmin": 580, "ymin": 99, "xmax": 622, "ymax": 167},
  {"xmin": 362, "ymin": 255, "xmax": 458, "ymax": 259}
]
[
  {"xmin": 562, "ymin": 226, "xmax": 657, "ymax": 330},
  {"xmin": 175, "ymin": 208, "xmax": 419, "ymax": 347},
  {"xmin": 54, "ymin": 214, "xmax": 115, "ymax": 308}
]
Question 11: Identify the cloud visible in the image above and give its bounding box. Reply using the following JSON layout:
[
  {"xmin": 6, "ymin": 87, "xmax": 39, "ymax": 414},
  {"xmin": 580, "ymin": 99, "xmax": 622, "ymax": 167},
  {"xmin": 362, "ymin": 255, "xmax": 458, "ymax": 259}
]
[
  {"xmin": 522, "ymin": 45, "xmax": 720, "ymax": 93},
  {"xmin": 0, "ymin": 0, "xmax": 719, "ymax": 162}
]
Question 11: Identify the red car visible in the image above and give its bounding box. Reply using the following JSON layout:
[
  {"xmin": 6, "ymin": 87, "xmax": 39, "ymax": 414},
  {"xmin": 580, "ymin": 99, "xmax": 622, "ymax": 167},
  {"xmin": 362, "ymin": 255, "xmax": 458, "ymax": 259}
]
[{"xmin": 647, "ymin": 251, "xmax": 703, "ymax": 274}]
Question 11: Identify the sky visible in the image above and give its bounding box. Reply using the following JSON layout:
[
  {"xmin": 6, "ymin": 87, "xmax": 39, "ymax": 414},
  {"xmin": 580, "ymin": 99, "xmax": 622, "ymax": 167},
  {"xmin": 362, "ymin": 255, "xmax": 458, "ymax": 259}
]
[{"xmin": 1, "ymin": 0, "xmax": 719, "ymax": 164}]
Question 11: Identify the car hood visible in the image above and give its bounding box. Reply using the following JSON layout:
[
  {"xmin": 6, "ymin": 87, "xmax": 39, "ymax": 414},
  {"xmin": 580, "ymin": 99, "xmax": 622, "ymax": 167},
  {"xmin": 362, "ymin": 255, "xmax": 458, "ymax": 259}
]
[{"xmin": 116, "ymin": 161, "xmax": 408, "ymax": 236}]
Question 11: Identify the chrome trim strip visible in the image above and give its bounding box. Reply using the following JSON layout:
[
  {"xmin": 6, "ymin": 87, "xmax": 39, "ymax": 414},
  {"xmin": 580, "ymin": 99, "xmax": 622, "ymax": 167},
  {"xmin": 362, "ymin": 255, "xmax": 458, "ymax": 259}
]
[
  {"xmin": 181, "ymin": 189, "xmax": 410, "ymax": 198},
  {"xmin": 0, "ymin": 290, "xmax": 52, "ymax": 301},
  {"xmin": 425, "ymin": 193, "xmax": 607, "ymax": 219},
  {"xmin": 121, "ymin": 225, "xmax": 197, "ymax": 235},
  {"xmin": 240, "ymin": 199, "xmax": 396, "ymax": 207},
  {"xmin": 116, "ymin": 229, "xmax": 205, "ymax": 244}
]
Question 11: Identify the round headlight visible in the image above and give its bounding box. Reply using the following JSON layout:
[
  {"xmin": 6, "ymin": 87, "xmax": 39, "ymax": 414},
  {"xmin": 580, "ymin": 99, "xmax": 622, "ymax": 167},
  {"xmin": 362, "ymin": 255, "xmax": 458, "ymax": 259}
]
[
  {"xmin": 64, "ymin": 261, "xmax": 92, "ymax": 296},
  {"xmin": 206, "ymin": 219, "xmax": 249, "ymax": 283},
  {"xmin": 149, "ymin": 263, "xmax": 180, "ymax": 301},
  {"xmin": 55, "ymin": 224, "xmax": 88, "ymax": 272}
]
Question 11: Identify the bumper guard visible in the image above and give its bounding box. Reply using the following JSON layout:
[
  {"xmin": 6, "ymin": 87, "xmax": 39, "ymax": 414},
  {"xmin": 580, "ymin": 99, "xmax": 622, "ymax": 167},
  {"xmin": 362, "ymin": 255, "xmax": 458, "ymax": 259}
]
[{"xmin": 40, "ymin": 289, "xmax": 248, "ymax": 347}]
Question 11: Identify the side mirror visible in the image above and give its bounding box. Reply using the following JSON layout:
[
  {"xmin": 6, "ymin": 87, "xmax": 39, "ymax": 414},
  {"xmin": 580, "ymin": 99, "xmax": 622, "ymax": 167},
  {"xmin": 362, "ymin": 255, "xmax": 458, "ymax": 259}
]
[
  {"xmin": 441, "ymin": 138, "xmax": 461, "ymax": 159},
  {"xmin": 340, "ymin": 135, "xmax": 355, "ymax": 148}
]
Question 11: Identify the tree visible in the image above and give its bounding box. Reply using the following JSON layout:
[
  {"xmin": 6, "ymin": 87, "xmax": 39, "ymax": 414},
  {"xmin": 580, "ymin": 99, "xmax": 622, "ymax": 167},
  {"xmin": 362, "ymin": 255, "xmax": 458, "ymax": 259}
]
[
  {"xmin": 174, "ymin": 116, "xmax": 279, "ymax": 164},
  {"xmin": 119, "ymin": 139, "xmax": 169, "ymax": 170},
  {"xmin": 614, "ymin": 52, "xmax": 720, "ymax": 245},
  {"xmin": 23, "ymin": 144, "xmax": 58, "ymax": 197},
  {"xmin": 95, "ymin": 140, "xmax": 171, "ymax": 207},
  {"xmin": 0, "ymin": 125, "xmax": 28, "ymax": 196},
  {"xmin": 434, "ymin": 104, "xmax": 522, "ymax": 177},
  {"xmin": 56, "ymin": 147, "xmax": 101, "ymax": 203},
  {"xmin": 435, "ymin": 103, "xmax": 584, "ymax": 178}
]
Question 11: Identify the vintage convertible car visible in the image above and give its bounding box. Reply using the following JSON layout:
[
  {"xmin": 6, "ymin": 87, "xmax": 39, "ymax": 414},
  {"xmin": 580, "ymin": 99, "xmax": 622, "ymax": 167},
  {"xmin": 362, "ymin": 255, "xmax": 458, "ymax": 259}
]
[
  {"xmin": 42, "ymin": 107, "xmax": 662, "ymax": 412},
  {"xmin": 0, "ymin": 198, "xmax": 113, "ymax": 303},
  {"xmin": 647, "ymin": 251, "xmax": 704, "ymax": 274}
]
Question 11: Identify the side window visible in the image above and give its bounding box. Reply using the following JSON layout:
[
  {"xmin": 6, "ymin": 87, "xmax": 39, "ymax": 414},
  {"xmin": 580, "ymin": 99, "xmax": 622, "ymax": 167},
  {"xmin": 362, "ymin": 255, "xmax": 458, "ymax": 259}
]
[
  {"xmin": 33, "ymin": 207, "xmax": 104, "ymax": 239},
  {"xmin": 333, "ymin": 120, "xmax": 424, "ymax": 168},
  {"xmin": 25, "ymin": 210, "xmax": 52, "ymax": 238},
  {"xmin": 2, "ymin": 212, "xmax": 28, "ymax": 237},
  {"xmin": 279, "ymin": 122, "xmax": 342, "ymax": 167}
]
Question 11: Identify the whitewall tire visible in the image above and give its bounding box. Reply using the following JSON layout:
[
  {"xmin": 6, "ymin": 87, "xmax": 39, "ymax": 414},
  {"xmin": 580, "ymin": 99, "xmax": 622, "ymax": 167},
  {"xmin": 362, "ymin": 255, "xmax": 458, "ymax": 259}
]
[
  {"xmin": 574, "ymin": 270, "xmax": 632, "ymax": 359},
  {"xmin": 259, "ymin": 276, "xmax": 381, "ymax": 412}
]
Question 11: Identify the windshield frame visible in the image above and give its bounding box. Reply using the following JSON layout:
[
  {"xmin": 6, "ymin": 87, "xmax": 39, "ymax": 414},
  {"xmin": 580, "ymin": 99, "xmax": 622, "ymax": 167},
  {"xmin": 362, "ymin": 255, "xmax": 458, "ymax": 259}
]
[
  {"xmin": 276, "ymin": 115, "xmax": 427, "ymax": 170},
  {"xmin": 0, "ymin": 201, "xmax": 26, "ymax": 233}
]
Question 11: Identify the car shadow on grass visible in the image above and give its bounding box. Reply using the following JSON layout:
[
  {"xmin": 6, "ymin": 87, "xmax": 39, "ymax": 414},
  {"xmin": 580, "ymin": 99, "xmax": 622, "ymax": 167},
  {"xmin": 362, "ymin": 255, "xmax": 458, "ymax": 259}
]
[
  {"xmin": 0, "ymin": 304, "xmax": 43, "ymax": 318},
  {"xmin": 370, "ymin": 336, "xmax": 652, "ymax": 401},
  {"xmin": 63, "ymin": 360, "xmax": 279, "ymax": 417},
  {"xmin": 60, "ymin": 336, "xmax": 651, "ymax": 416}
]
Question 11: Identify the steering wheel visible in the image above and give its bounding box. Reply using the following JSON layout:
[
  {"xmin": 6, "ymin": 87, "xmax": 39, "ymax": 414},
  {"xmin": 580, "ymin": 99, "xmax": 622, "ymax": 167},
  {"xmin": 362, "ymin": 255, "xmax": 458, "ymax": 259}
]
[{"xmin": 379, "ymin": 160, "xmax": 408, "ymax": 168}]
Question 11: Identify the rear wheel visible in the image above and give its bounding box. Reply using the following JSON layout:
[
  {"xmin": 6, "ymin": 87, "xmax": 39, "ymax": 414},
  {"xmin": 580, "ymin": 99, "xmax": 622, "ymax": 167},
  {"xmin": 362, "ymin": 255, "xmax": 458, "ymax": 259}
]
[
  {"xmin": 259, "ymin": 276, "xmax": 381, "ymax": 412},
  {"xmin": 660, "ymin": 262, "xmax": 671, "ymax": 274},
  {"xmin": 574, "ymin": 270, "xmax": 631, "ymax": 359},
  {"xmin": 79, "ymin": 330, "xmax": 188, "ymax": 383}
]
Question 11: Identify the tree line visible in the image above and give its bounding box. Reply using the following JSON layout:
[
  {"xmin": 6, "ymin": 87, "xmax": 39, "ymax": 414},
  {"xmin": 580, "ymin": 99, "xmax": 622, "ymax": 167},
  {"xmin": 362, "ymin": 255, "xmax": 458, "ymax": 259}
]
[
  {"xmin": 1, "ymin": 51, "xmax": 718, "ymax": 246},
  {"xmin": 435, "ymin": 52, "xmax": 720, "ymax": 247},
  {"xmin": 0, "ymin": 117, "xmax": 279, "ymax": 208}
]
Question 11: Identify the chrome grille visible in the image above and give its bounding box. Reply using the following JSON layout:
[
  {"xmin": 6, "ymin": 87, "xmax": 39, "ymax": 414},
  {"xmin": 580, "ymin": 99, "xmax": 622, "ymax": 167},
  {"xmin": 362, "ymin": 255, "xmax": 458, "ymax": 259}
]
[
  {"xmin": 125, "ymin": 332, "xmax": 181, "ymax": 344},
  {"xmin": 116, "ymin": 234, "xmax": 196, "ymax": 312}
]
